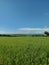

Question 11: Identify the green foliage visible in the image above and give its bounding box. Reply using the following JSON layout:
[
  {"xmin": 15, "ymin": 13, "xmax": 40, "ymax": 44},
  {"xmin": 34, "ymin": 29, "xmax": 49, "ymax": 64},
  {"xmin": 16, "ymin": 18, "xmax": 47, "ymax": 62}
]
[{"xmin": 0, "ymin": 37, "xmax": 49, "ymax": 65}]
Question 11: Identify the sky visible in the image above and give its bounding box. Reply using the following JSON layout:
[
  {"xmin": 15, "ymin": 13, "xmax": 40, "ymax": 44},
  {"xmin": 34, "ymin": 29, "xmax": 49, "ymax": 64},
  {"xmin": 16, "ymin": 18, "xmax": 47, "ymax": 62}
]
[{"xmin": 0, "ymin": 0, "xmax": 49, "ymax": 34}]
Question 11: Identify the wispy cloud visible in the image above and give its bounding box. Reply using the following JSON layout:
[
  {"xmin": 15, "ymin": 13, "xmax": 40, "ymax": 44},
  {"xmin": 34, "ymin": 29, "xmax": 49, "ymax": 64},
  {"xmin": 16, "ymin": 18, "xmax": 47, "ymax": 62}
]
[
  {"xmin": 0, "ymin": 31, "xmax": 6, "ymax": 34},
  {"xmin": 0, "ymin": 27, "xmax": 49, "ymax": 34},
  {"xmin": 18, "ymin": 27, "xmax": 49, "ymax": 34},
  {"xmin": 0, "ymin": 31, "xmax": 14, "ymax": 34},
  {"xmin": 44, "ymin": 13, "xmax": 49, "ymax": 15},
  {"xmin": 19, "ymin": 27, "xmax": 49, "ymax": 31}
]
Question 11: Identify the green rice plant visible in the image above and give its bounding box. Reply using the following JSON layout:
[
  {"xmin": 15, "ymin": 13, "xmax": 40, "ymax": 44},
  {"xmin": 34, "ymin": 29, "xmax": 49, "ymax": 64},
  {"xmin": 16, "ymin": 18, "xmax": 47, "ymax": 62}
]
[{"xmin": 0, "ymin": 37, "xmax": 49, "ymax": 65}]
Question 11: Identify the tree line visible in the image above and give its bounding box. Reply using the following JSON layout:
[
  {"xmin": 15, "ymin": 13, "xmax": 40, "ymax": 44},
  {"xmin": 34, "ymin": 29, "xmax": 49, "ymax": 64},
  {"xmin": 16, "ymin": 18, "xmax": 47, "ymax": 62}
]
[{"xmin": 0, "ymin": 31, "xmax": 49, "ymax": 37}]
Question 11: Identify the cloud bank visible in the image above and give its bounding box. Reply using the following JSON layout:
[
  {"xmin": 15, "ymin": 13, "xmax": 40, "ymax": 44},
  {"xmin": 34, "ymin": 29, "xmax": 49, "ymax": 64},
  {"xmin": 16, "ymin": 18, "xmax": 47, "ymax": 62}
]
[
  {"xmin": 18, "ymin": 27, "xmax": 49, "ymax": 34},
  {"xmin": 0, "ymin": 27, "xmax": 49, "ymax": 34},
  {"xmin": 19, "ymin": 27, "xmax": 49, "ymax": 31}
]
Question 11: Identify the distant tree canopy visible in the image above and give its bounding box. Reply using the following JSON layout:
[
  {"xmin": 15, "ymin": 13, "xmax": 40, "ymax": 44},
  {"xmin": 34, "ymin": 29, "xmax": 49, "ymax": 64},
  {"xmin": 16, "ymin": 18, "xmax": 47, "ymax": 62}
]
[
  {"xmin": 0, "ymin": 32, "xmax": 49, "ymax": 37},
  {"xmin": 44, "ymin": 31, "xmax": 49, "ymax": 36}
]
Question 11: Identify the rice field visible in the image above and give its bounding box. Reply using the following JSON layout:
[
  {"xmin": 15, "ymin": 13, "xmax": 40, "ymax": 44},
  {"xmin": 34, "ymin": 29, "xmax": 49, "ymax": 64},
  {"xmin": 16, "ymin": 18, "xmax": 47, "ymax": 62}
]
[{"xmin": 0, "ymin": 37, "xmax": 49, "ymax": 65}]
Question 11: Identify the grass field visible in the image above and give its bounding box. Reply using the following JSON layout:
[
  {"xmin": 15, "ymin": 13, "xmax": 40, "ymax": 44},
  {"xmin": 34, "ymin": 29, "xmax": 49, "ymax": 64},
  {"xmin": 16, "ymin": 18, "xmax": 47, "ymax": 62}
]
[{"xmin": 0, "ymin": 37, "xmax": 49, "ymax": 65}]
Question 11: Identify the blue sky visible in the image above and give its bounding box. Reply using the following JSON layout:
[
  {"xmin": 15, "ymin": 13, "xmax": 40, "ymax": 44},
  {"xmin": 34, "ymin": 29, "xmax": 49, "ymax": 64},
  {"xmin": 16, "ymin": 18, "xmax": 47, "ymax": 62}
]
[{"xmin": 0, "ymin": 0, "xmax": 49, "ymax": 33}]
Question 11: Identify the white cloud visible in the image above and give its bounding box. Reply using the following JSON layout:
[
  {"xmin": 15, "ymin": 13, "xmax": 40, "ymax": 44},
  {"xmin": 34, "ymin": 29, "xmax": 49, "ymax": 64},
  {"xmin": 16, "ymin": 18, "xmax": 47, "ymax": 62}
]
[
  {"xmin": 19, "ymin": 27, "xmax": 49, "ymax": 31},
  {"xmin": 18, "ymin": 27, "xmax": 49, "ymax": 34},
  {"xmin": 0, "ymin": 27, "xmax": 49, "ymax": 34},
  {"xmin": 0, "ymin": 31, "xmax": 6, "ymax": 34},
  {"xmin": 0, "ymin": 30, "xmax": 16, "ymax": 34}
]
